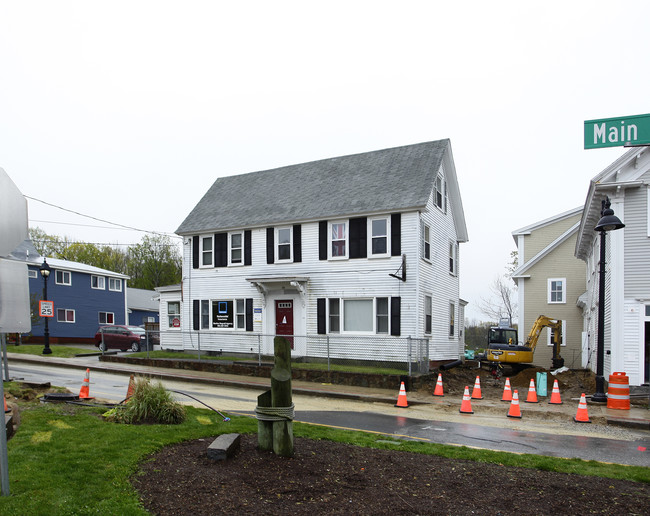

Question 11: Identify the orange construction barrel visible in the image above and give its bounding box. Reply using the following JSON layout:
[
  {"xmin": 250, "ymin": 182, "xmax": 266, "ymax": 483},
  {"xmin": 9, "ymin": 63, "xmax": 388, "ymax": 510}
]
[{"xmin": 607, "ymin": 372, "xmax": 630, "ymax": 410}]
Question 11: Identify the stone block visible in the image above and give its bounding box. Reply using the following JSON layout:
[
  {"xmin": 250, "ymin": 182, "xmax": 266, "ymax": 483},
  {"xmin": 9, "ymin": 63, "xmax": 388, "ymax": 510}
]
[{"xmin": 207, "ymin": 433, "xmax": 241, "ymax": 461}]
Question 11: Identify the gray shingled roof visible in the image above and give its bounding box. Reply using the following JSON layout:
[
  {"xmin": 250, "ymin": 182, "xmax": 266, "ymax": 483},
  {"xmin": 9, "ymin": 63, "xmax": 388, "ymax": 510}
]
[{"xmin": 176, "ymin": 139, "xmax": 450, "ymax": 234}]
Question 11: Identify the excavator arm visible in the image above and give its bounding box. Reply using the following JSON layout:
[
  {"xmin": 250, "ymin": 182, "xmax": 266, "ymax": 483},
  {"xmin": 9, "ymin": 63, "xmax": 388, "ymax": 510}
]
[{"xmin": 524, "ymin": 316, "xmax": 564, "ymax": 369}]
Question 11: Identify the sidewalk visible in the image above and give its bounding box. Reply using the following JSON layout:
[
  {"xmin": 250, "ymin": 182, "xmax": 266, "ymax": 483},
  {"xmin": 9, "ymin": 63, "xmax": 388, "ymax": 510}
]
[{"xmin": 5, "ymin": 352, "xmax": 650, "ymax": 430}]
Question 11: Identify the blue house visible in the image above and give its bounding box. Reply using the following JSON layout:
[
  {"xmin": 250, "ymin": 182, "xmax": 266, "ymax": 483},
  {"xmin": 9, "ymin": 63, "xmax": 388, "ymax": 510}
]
[{"xmin": 12, "ymin": 241, "xmax": 129, "ymax": 344}]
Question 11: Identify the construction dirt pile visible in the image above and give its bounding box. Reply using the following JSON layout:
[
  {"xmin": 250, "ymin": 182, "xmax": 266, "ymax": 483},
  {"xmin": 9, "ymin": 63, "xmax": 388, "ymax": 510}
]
[{"xmin": 422, "ymin": 364, "xmax": 599, "ymax": 401}]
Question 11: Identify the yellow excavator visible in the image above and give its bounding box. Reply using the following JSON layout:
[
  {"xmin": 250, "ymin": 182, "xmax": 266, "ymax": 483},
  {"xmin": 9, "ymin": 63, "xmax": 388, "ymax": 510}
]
[{"xmin": 483, "ymin": 316, "xmax": 565, "ymax": 371}]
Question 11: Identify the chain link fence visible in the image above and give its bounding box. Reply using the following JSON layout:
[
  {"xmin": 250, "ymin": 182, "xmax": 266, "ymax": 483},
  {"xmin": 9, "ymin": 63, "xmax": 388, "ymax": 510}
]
[{"xmin": 153, "ymin": 329, "xmax": 429, "ymax": 374}]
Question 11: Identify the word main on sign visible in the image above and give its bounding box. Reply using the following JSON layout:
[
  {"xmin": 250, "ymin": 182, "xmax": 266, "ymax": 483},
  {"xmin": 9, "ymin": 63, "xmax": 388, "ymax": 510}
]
[{"xmin": 584, "ymin": 113, "xmax": 650, "ymax": 149}]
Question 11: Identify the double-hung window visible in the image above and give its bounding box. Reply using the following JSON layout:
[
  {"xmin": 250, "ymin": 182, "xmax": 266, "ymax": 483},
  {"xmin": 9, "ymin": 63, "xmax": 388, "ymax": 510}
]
[
  {"xmin": 201, "ymin": 300, "xmax": 210, "ymax": 329},
  {"xmin": 329, "ymin": 299, "xmax": 340, "ymax": 333},
  {"xmin": 548, "ymin": 278, "xmax": 565, "ymax": 304},
  {"xmin": 424, "ymin": 295, "xmax": 432, "ymax": 334},
  {"xmin": 109, "ymin": 278, "xmax": 122, "ymax": 292},
  {"xmin": 201, "ymin": 236, "xmax": 213, "ymax": 267},
  {"xmin": 449, "ymin": 241, "xmax": 457, "ymax": 275},
  {"xmin": 329, "ymin": 221, "xmax": 348, "ymax": 259},
  {"xmin": 376, "ymin": 298, "xmax": 389, "ymax": 333},
  {"xmin": 421, "ymin": 223, "xmax": 431, "ymax": 261},
  {"xmin": 369, "ymin": 217, "xmax": 389, "ymax": 257},
  {"xmin": 276, "ymin": 227, "xmax": 292, "ymax": 262},
  {"xmin": 168, "ymin": 301, "xmax": 181, "ymax": 328},
  {"xmin": 230, "ymin": 232, "xmax": 243, "ymax": 265},
  {"xmin": 91, "ymin": 275, "xmax": 105, "ymax": 289},
  {"xmin": 99, "ymin": 312, "xmax": 114, "ymax": 324},
  {"xmin": 55, "ymin": 270, "xmax": 71, "ymax": 285},
  {"xmin": 57, "ymin": 308, "xmax": 75, "ymax": 323},
  {"xmin": 435, "ymin": 174, "xmax": 444, "ymax": 210},
  {"xmin": 449, "ymin": 302, "xmax": 455, "ymax": 337}
]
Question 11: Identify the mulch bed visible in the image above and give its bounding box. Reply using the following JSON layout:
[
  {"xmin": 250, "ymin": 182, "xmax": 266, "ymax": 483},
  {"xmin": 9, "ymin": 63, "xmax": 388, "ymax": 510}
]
[{"xmin": 133, "ymin": 434, "xmax": 650, "ymax": 515}]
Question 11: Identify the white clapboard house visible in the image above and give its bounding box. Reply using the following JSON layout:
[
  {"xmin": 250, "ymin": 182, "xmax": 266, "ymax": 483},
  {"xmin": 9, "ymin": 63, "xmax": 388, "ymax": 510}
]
[
  {"xmin": 170, "ymin": 140, "xmax": 468, "ymax": 368},
  {"xmin": 575, "ymin": 147, "xmax": 650, "ymax": 386}
]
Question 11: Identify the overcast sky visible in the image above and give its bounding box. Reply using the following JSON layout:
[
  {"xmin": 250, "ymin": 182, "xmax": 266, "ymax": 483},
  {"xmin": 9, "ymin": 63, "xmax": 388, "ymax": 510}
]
[{"xmin": 1, "ymin": 1, "xmax": 645, "ymax": 321}]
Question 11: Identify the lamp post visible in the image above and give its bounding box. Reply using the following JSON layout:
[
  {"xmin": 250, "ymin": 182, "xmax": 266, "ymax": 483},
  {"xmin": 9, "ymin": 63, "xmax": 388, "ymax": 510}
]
[
  {"xmin": 39, "ymin": 258, "xmax": 53, "ymax": 355},
  {"xmin": 592, "ymin": 196, "xmax": 625, "ymax": 403}
]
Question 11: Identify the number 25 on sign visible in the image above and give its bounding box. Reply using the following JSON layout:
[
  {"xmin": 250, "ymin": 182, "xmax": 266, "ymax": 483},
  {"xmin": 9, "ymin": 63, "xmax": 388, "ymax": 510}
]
[{"xmin": 39, "ymin": 300, "xmax": 54, "ymax": 317}]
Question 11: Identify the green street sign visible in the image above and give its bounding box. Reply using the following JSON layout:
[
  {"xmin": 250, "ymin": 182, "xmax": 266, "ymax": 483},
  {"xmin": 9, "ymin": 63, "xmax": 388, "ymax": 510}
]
[{"xmin": 584, "ymin": 113, "xmax": 650, "ymax": 149}]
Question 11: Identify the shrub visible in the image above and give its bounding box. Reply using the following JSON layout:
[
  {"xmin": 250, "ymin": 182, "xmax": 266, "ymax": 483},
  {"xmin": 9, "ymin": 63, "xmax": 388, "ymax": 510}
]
[{"xmin": 105, "ymin": 377, "xmax": 186, "ymax": 425}]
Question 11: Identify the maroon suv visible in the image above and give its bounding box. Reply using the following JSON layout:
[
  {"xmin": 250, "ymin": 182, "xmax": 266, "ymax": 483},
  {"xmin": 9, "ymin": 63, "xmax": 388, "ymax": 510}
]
[{"xmin": 95, "ymin": 325, "xmax": 146, "ymax": 352}]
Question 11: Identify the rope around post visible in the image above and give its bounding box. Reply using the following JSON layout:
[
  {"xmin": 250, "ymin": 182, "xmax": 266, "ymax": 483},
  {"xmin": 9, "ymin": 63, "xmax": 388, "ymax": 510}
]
[{"xmin": 254, "ymin": 403, "xmax": 295, "ymax": 421}]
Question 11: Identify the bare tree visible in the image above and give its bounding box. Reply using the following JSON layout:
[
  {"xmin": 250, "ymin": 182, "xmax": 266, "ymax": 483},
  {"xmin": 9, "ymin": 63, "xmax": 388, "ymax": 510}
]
[{"xmin": 477, "ymin": 275, "xmax": 517, "ymax": 324}]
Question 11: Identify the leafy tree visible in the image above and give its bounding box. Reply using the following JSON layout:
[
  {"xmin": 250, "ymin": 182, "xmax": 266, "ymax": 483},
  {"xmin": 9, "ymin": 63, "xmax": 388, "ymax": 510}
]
[
  {"xmin": 27, "ymin": 228, "xmax": 181, "ymax": 290},
  {"xmin": 127, "ymin": 234, "xmax": 181, "ymax": 290},
  {"xmin": 28, "ymin": 227, "xmax": 70, "ymax": 257}
]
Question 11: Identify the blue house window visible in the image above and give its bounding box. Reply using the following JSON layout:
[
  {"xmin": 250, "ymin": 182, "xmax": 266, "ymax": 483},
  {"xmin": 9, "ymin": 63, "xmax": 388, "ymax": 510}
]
[
  {"xmin": 109, "ymin": 278, "xmax": 122, "ymax": 292},
  {"xmin": 56, "ymin": 270, "xmax": 71, "ymax": 285},
  {"xmin": 91, "ymin": 275, "xmax": 105, "ymax": 289},
  {"xmin": 57, "ymin": 308, "xmax": 75, "ymax": 323},
  {"xmin": 99, "ymin": 312, "xmax": 114, "ymax": 324}
]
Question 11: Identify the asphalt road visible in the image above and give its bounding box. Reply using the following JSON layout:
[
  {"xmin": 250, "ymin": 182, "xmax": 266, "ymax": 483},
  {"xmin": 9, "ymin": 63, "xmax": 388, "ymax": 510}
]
[{"xmin": 7, "ymin": 360, "xmax": 650, "ymax": 467}]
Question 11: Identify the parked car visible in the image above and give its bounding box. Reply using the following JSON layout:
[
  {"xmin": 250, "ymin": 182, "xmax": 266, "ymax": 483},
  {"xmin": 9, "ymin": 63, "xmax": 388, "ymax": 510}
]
[{"xmin": 95, "ymin": 325, "xmax": 146, "ymax": 352}]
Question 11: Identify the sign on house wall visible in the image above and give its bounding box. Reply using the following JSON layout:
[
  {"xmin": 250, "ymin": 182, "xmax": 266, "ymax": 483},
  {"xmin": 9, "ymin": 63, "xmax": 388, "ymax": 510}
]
[{"xmin": 584, "ymin": 113, "xmax": 650, "ymax": 149}]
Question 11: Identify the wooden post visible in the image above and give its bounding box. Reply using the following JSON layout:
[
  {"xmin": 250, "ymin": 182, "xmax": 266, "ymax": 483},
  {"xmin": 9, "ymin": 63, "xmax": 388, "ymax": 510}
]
[
  {"xmin": 256, "ymin": 390, "xmax": 273, "ymax": 451},
  {"xmin": 271, "ymin": 336, "xmax": 293, "ymax": 457},
  {"xmin": 255, "ymin": 336, "xmax": 294, "ymax": 457}
]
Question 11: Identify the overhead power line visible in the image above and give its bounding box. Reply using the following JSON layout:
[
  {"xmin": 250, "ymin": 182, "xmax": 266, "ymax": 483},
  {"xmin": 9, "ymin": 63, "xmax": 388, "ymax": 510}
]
[{"xmin": 25, "ymin": 195, "xmax": 180, "ymax": 239}]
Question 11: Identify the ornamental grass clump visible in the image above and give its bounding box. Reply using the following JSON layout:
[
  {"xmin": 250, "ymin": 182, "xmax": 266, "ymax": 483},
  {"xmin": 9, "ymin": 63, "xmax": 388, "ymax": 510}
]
[{"xmin": 105, "ymin": 377, "xmax": 186, "ymax": 425}]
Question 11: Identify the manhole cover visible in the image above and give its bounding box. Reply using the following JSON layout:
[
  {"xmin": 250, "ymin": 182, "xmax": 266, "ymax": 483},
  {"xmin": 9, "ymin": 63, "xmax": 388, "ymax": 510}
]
[{"xmin": 42, "ymin": 393, "xmax": 79, "ymax": 403}]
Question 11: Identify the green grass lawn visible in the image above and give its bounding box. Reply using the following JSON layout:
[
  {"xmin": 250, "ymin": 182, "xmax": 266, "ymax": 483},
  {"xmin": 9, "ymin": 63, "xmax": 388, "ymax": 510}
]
[
  {"xmin": 4, "ymin": 344, "xmax": 88, "ymax": 359},
  {"xmin": 1, "ymin": 382, "xmax": 648, "ymax": 515}
]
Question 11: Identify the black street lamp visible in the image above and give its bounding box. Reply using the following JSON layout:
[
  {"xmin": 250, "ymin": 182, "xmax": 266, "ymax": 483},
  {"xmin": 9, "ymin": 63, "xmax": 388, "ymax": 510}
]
[
  {"xmin": 39, "ymin": 258, "xmax": 53, "ymax": 355},
  {"xmin": 592, "ymin": 196, "xmax": 625, "ymax": 403}
]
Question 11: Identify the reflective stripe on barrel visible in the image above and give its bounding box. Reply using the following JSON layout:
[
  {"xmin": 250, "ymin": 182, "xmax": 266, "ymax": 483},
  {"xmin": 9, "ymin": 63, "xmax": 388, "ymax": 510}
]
[{"xmin": 607, "ymin": 372, "xmax": 630, "ymax": 410}]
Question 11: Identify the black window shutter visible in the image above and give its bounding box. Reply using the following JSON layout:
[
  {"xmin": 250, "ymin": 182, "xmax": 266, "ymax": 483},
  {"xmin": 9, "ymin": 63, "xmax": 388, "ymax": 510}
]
[
  {"xmin": 192, "ymin": 236, "xmax": 199, "ymax": 269},
  {"xmin": 192, "ymin": 299, "xmax": 199, "ymax": 331},
  {"xmin": 317, "ymin": 298, "xmax": 326, "ymax": 334},
  {"xmin": 266, "ymin": 228, "xmax": 274, "ymax": 264},
  {"xmin": 245, "ymin": 298, "xmax": 253, "ymax": 331},
  {"xmin": 391, "ymin": 213, "xmax": 401, "ymax": 256},
  {"xmin": 349, "ymin": 217, "xmax": 367, "ymax": 259},
  {"xmin": 293, "ymin": 224, "xmax": 302, "ymax": 263},
  {"xmin": 390, "ymin": 297, "xmax": 401, "ymax": 336},
  {"xmin": 214, "ymin": 233, "xmax": 228, "ymax": 267},
  {"xmin": 244, "ymin": 230, "xmax": 252, "ymax": 266},
  {"xmin": 319, "ymin": 221, "xmax": 327, "ymax": 260}
]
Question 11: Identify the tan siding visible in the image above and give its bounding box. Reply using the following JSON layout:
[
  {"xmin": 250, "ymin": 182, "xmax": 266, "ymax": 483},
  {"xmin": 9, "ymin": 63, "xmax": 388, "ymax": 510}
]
[
  {"xmin": 520, "ymin": 234, "xmax": 585, "ymax": 368},
  {"xmin": 523, "ymin": 214, "xmax": 581, "ymax": 262}
]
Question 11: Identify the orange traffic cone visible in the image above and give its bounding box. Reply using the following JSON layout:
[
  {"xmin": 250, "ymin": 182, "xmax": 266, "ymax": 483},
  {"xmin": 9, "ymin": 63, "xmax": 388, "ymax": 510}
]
[
  {"xmin": 501, "ymin": 377, "xmax": 513, "ymax": 402},
  {"xmin": 470, "ymin": 376, "xmax": 483, "ymax": 400},
  {"xmin": 433, "ymin": 373, "xmax": 444, "ymax": 396},
  {"xmin": 395, "ymin": 381, "xmax": 409, "ymax": 407},
  {"xmin": 548, "ymin": 379, "xmax": 563, "ymax": 405},
  {"xmin": 573, "ymin": 393, "xmax": 591, "ymax": 423},
  {"xmin": 507, "ymin": 389, "xmax": 522, "ymax": 418},
  {"xmin": 125, "ymin": 374, "xmax": 136, "ymax": 401},
  {"xmin": 4, "ymin": 394, "xmax": 9, "ymax": 413},
  {"xmin": 524, "ymin": 378, "xmax": 538, "ymax": 403},
  {"xmin": 79, "ymin": 368, "xmax": 93, "ymax": 400},
  {"xmin": 459, "ymin": 386, "xmax": 474, "ymax": 414}
]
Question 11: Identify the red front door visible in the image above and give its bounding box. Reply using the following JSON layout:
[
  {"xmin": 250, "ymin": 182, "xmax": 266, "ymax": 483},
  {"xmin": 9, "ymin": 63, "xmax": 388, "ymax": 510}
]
[{"xmin": 275, "ymin": 300, "xmax": 294, "ymax": 349}]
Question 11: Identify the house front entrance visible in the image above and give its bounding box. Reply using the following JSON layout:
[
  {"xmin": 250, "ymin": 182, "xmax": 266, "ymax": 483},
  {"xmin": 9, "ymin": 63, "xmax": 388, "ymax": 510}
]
[{"xmin": 275, "ymin": 300, "xmax": 294, "ymax": 349}]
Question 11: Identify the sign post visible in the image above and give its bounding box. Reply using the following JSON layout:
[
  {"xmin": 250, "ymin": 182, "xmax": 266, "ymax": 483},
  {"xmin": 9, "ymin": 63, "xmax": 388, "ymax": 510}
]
[{"xmin": 584, "ymin": 113, "xmax": 650, "ymax": 149}]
